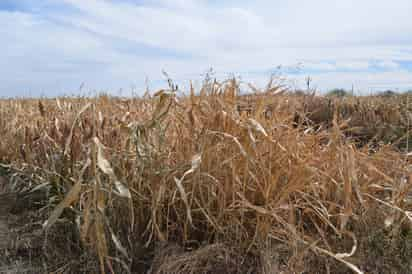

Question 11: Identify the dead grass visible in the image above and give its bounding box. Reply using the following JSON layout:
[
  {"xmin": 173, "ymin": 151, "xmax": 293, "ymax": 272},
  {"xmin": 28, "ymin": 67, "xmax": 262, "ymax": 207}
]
[{"xmin": 1, "ymin": 79, "xmax": 412, "ymax": 273}]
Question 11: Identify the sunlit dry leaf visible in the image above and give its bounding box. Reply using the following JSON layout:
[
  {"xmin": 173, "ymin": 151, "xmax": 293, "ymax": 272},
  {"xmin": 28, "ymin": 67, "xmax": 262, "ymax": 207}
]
[
  {"xmin": 94, "ymin": 137, "xmax": 115, "ymax": 177},
  {"xmin": 384, "ymin": 214, "xmax": 395, "ymax": 228},
  {"xmin": 335, "ymin": 231, "xmax": 358, "ymax": 258},
  {"xmin": 43, "ymin": 159, "xmax": 90, "ymax": 230},
  {"xmin": 114, "ymin": 180, "xmax": 131, "ymax": 198},
  {"xmin": 191, "ymin": 153, "xmax": 202, "ymax": 171},
  {"xmin": 56, "ymin": 98, "xmax": 62, "ymax": 110},
  {"xmin": 98, "ymin": 111, "xmax": 103, "ymax": 124},
  {"xmin": 43, "ymin": 180, "xmax": 82, "ymax": 230},
  {"xmin": 29, "ymin": 181, "xmax": 50, "ymax": 193},
  {"xmin": 174, "ymin": 177, "xmax": 193, "ymax": 225},
  {"xmin": 308, "ymin": 241, "xmax": 364, "ymax": 274},
  {"xmin": 111, "ymin": 232, "xmax": 129, "ymax": 259},
  {"xmin": 248, "ymin": 118, "xmax": 268, "ymax": 137}
]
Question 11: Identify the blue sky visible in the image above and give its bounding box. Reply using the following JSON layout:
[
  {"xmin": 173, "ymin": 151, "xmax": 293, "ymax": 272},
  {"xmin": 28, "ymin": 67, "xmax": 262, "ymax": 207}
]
[{"xmin": 1, "ymin": 0, "xmax": 412, "ymax": 97}]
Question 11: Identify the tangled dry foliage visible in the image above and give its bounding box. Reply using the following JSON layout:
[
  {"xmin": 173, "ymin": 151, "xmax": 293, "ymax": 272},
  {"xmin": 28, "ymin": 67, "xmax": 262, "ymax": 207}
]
[{"xmin": 1, "ymin": 78, "xmax": 412, "ymax": 273}]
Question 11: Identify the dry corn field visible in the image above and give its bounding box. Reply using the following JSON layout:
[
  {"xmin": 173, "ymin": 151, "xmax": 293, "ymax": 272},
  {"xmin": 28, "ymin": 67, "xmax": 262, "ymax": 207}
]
[{"xmin": 1, "ymin": 79, "xmax": 412, "ymax": 273}]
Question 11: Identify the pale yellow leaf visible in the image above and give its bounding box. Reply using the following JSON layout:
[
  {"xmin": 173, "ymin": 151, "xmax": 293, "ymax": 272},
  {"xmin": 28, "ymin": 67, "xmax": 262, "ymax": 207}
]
[
  {"xmin": 248, "ymin": 118, "xmax": 268, "ymax": 137},
  {"xmin": 174, "ymin": 177, "xmax": 193, "ymax": 225},
  {"xmin": 93, "ymin": 137, "xmax": 115, "ymax": 177},
  {"xmin": 114, "ymin": 181, "xmax": 131, "ymax": 198}
]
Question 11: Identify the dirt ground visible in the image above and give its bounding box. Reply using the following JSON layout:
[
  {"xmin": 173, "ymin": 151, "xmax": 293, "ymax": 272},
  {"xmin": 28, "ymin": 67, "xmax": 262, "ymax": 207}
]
[{"xmin": 0, "ymin": 174, "xmax": 46, "ymax": 274}]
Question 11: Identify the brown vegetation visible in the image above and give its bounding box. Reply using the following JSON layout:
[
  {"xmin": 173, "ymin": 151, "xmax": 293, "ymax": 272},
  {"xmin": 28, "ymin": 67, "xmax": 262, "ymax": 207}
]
[{"xmin": 1, "ymin": 79, "xmax": 412, "ymax": 273}]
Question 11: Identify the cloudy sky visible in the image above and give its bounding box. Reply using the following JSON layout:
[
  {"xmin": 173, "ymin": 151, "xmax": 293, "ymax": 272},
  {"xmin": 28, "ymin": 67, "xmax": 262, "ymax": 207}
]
[{"xmin": 1, "ymin": 0, "xmax": 412, "ymax": 97}]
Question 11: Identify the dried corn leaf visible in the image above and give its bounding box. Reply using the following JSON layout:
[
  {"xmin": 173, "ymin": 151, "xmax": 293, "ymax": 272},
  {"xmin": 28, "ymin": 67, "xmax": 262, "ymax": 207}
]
[
  {"xmin": 114, "ymin": 180, "xmax": 131, "ymax": 198},
  {"xmin": 174, "ymin": 177, "xmax": 193, "ymax": 225},
  {"xmin": 94, "ymin": 137, "xmax": 115, "ymax": 177},
  {"xmin": 43, "ymin": 180, "xmax": 82, "ymax": 230},
  {"xmin": 64, "ymin": 102, "xmax": 92, "ymax": 156},
  {"xmin": 248, "ymin": 118, "xmax": 268, "ymax": 137},
  {"xmin": 111, "ymin": 232, "xmax": 129, "ymax": 260},
  {"xmin": 94, "ymin": 137, "xmax": 131, "ymax": 199}
]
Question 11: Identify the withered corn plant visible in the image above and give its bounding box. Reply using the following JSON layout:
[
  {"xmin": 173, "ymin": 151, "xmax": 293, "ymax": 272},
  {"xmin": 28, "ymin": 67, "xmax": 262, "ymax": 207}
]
[{"xmin": 1, "ymin": 79, "xmax": 412, "ymax": 273}]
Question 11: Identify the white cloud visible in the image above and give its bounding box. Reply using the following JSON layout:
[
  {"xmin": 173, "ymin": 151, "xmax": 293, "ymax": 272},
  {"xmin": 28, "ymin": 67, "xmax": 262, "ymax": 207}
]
[
  {"xmin": 0, "ymin": 0, "xmax": 411, "ymax": 96},
  {"xmin": 303, "ymin": 62, "xmax": 336, "ymax": 71},
  {"xmin": 305, "ymin": 70, "xmax": 412, "ymax": 93},
  {"xmin": 58, "ymin": 0, "xmax": 412, "ymax": 55},
  {"xmin": 335, "ymin": 61, "xmax": 370, "ymax": 70},
  {"xmin": 376, "ymin": 60, "xmax": 400, "ymax": 70}
]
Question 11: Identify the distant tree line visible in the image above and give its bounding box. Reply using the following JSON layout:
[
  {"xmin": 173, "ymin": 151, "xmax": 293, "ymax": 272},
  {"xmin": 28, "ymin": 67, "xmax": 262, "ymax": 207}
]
[
  {"xmin": 289, "ymin": 88, "xmax": 412, "ymax": 97},
  {"xmin": 325, "ymin": 88, "xmax": 412, "ymax": 97}
]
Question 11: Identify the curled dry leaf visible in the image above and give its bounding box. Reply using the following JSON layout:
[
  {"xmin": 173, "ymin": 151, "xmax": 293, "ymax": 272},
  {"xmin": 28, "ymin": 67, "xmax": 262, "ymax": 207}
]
[
  {"xmin": 335, "ymin": 231, "xmax": 358, "ymax": 259},
  {"xmin": 174, "ymin": 177, "xmax": 193, "ymax": 225},
  {"xmin": 172, "ymin": 153, "xmax": 202, "ymax": 225},
  {"xmin": 94, "ymin": 137, "xmax": 131, "ymax": 199},
  {"xmin": 94, "ymin": 137, "xmax": 115, "ymax": 177},
  {"xmin": 248, "ymin": 118, "xmax": 268, "ymax": 137},
  {"xmin": 56, "ymin": 98, "xmax": 62, "ymax": 110},
  {"xmin": 114, "ymin": 180, "xmax": 131, "ymax": 198}
]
